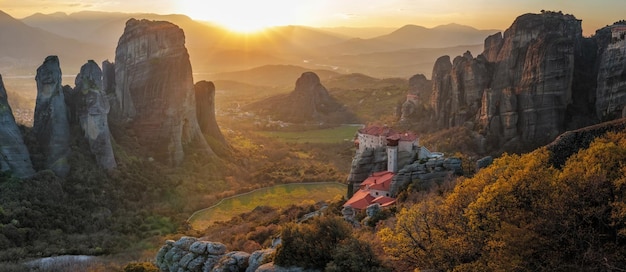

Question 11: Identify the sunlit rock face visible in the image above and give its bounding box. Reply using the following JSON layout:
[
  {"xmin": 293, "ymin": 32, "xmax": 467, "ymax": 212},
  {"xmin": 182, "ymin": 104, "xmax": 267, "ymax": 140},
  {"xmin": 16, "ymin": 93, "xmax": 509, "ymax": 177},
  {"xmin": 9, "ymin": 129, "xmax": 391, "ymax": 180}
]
[
  {"xmin": 73, "ymin": 60, "xmax": 117, "ymax": 170},
  {"xmin": 112, "ymin": 19, "xmax": 213, "ymax": 165},
  {"xmin": 34, "ymin": 56, "xmax": 71, "ymax": 177},
  {"xmin": 194, "ymin": 80, "xmax": 226, "ymax": 146},
  {"xmin": 595, "ymin": 23, "xmax": 626, "ymax": 120},
  {"xmin": 0, "ymin": 75, "xmax": 35, "ymax": 178}
]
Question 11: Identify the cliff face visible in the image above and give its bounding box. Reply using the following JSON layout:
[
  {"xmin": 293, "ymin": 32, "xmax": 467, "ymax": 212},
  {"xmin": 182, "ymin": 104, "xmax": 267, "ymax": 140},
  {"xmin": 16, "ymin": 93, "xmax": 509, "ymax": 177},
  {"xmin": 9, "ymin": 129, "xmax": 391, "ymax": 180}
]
[
  {"xmin": 112, "ymin": 19, "xmax": 213, "ymax": 165},
  {"xmin": 72, "ymin": 60, "xmax": 117, "ymax": 170},
  {"xmin": 595, "ymin": 24, "xmax": 626, "ymax": 119},
  {"xmin": 0, "ymin": 75, "xmax": 35, "ymax": 178},
  {"xmin": 417, "ymin": 12, "xmax": 626, "ymax": 150},
  {"xmin": 34, "ymin": 56, "xmax": 71, "ymax": 177}
]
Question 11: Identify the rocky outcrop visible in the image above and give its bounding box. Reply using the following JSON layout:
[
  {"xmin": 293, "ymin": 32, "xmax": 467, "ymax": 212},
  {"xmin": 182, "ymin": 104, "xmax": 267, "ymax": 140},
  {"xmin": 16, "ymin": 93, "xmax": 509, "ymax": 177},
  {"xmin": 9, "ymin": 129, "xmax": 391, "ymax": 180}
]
[
  {"xmin": 595, "ymin": 24, "xmax": 626, "ymax": 120},
  {"xmin": 195, "ymin": 81, "xmax": 227, "ymax": 146},
  {"xmin": 33, "ymin": 56, "xmax": 71, "ymax": 177},
  {"xmin": 156, "ymin": 236, "xmax": 286, "ymax": 272},
  {"xmin": 246, "ymin": 72, "xmax": 354, "ymax": 124},
  {"xmin": 346, "ymin": 147, "xmax": 388, "ymax": 190},
  {"xmin": 0, "ymin": 74, "xmax": 35, "ymax": 178},
  {"xmin": 429, "ymin": 56, "xmax": 453, "ymax": 128},
  {"xmin": 101, "ymin": 60, "xmax": 115, "ymax": 95},
  {"xmin": 72, "ymin": 60, "xmax": 116, "ymax": 170},
  {"xmin": 399, "ymin": 74, "xmax": 431, "ymax": 121},
  {"xmin": 420, "ymin": 12, "xmax": 610, "ymax": 150},
  {"xmin": 112, "ymin": 19, "xmax": 213, "ymax": 165},
  {"xmin": 546, "ymin": 118, "xmax": 626, "ymax": 168},
  {"xmin": 389, "ymin": 157, "xmax": 462, "ymax": 196}
]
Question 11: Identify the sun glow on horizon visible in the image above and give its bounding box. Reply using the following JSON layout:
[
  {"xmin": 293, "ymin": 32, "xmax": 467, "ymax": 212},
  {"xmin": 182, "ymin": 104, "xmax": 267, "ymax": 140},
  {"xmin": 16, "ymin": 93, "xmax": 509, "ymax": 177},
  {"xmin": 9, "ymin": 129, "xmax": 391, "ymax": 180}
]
[{"xmin": 177, "ymin": 0, "xmax": 313, "ymax": 33}]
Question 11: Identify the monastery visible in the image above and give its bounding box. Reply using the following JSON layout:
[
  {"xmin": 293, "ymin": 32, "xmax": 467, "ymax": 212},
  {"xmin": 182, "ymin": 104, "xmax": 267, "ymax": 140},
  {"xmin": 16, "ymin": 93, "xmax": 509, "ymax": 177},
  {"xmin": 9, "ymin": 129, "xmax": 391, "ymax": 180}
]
[{"xmin": 344, "ymin": 125, "xmax": 440, "ymax": 211}]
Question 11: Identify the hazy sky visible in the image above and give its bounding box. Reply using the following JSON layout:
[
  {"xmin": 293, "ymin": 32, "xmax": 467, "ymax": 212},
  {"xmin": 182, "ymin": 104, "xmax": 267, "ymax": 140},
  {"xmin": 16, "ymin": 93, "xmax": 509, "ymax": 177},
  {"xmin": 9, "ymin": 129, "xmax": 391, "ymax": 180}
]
[{"xmin": 1, "ymin": 0, "xmax": 625, "ymax": 35}]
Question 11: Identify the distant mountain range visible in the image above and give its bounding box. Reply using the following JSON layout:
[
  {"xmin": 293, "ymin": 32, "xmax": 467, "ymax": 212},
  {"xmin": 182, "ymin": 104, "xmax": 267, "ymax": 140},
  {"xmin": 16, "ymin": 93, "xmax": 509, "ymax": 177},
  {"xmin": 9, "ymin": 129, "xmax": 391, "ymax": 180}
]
[{"xmin": 0, "ymin": 10, "xmax": 499, "ymax": 78}]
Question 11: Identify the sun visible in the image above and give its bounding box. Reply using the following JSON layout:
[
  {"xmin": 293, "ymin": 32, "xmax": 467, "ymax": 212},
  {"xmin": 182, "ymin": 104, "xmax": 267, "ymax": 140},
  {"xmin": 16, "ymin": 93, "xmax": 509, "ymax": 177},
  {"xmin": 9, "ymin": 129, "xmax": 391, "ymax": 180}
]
[{"xmin": 177, "ymin": 0, "xmax": 308, "ymax": 33}]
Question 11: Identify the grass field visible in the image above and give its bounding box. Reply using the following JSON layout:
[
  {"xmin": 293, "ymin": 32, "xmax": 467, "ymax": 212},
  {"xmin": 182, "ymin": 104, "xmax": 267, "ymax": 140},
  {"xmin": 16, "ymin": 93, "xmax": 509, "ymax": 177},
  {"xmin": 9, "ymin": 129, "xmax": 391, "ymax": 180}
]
[
  {"xmin": 188, "ymin": 182, "xmax": 347, "ymax": 230},
  {"xmin": 256, "ymin": 125, "xmax": 361, "ymax": 144}
]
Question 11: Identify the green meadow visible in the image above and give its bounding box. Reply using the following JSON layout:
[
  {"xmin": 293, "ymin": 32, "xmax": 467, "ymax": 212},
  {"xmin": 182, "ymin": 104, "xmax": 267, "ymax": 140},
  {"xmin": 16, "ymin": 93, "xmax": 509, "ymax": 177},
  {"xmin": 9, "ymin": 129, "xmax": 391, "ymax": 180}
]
[
  {"xmin": 189, "ymin": 182, "xmax": 347, "ymax": 230},
  {"xmin": 257, "ymin": 125, "xmax": 361, "ymax": 144}
]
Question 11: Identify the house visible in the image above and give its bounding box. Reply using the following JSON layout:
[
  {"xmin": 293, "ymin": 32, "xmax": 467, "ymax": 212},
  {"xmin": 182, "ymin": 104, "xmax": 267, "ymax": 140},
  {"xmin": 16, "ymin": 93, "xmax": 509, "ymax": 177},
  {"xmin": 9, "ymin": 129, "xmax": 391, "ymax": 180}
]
[{"xmin": 344, "ymin": 171, "xmax": 396, "ymax": 210}]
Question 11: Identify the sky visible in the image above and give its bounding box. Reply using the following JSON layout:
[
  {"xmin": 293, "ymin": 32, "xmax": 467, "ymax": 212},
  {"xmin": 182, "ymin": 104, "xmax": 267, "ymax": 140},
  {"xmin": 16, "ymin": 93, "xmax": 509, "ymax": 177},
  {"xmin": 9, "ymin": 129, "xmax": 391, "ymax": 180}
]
[{"xmin": 1, "ymin": 0, "xmax": 625, "ymax": 35}]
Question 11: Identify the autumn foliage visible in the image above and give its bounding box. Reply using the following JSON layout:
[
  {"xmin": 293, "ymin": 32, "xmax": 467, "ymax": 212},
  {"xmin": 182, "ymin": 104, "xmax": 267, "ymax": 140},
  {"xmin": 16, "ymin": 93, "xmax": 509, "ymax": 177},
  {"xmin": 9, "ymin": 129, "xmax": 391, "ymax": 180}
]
[{"xmin": 379, "ymin": 131, "xmax": 626, "ymax": 271}]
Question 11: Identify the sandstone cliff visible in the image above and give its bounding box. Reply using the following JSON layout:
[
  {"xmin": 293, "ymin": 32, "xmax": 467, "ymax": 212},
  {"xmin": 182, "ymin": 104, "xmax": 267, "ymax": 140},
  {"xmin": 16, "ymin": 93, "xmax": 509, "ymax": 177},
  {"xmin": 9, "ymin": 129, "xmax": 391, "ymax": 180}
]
[
  {"xmin": 247, "ymin": 72, "xmax": 355, "ymax": 124},
  {"xmin": 0, "ymin": 75, "xmax": 35, "ymax": 178},
  {"xmin": 413, "ymin": 12, "xmax": 626, "ymax": 151},
  {"xmin": 33, "ymin": 56, "xmax": 71, "ymax": 177},
  {"xmin": 72, "ymin": 60, "xmax": 117, "ymax": 170},
  {"xmin": 194, "ymin": 80, "xmax": 227, "ymax": 147},
  {"xmin": 112, "ymin": 19, "xmax": 213, "ymax": 165}
]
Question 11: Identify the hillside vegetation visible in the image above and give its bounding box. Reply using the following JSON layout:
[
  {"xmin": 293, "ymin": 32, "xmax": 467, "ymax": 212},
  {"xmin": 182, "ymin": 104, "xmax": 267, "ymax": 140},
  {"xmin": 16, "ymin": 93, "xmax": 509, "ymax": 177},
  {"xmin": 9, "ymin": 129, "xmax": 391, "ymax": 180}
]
[{"xmin": 379, "ymin": 131, "xmax": 626, "ymax": 271}]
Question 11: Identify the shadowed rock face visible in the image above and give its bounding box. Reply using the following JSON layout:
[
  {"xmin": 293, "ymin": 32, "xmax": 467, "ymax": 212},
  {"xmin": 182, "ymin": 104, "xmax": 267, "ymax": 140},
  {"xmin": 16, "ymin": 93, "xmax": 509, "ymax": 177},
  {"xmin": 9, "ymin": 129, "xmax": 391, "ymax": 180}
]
[
  {"xmin": 423, "ymin": 12, "xmax": 606, "ymax": 149},
  {"xmin": 194, "ymin": 81, "xmax": 227, "ymax": 146},
  {"xmin": 289, "ymin": 72, "xmax": 336, "ymax": 120},
  {"xmin": 595, "ymin": 24, "xmax": 626, "ymax": 120},
  {"xmin": 245, "ymin": 71, "xmax": 354, "ymax": 124},
  {"xmin": 73, "ymin": 60, "xmax": 116, "ymax": 170},
  {"xmin": 112, "ymin": 19, "xmax": 213, "ymax": 165},
  {"xmin": 399, "ymin": 74, "xmax": 431, "ymax": 122},
  {"xmin": 34, "ymin": 55, "xmax": 70, "ymax": 177},
  {"xmin": 0, "ymin": 75, "xmax": 35, "ymax": 178}
]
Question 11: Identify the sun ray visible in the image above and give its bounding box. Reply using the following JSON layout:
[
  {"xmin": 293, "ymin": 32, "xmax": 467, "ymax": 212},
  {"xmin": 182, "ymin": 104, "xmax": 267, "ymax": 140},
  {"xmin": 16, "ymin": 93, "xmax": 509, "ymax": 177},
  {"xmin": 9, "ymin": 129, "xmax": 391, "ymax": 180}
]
[{"xmin": 177, "ymin": 0, "xmax": 310, "ymax": 33}]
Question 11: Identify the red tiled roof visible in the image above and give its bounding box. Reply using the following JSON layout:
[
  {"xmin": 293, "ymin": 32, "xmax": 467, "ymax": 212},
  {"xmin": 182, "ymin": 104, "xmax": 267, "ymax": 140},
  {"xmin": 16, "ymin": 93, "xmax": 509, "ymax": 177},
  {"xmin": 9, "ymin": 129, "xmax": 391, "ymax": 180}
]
[
  {"xmin": 372, "ymin": 196, "xmax": 396, "ymax": 207},
  {"xmin": 358, "ymin": 126, "xmax": 418, "ymax": 141},
  {"xmin": 343, "ymin": 190, "xmax": 374, "ymax": 210},
  {"xmin": 360, "ymin": 171, "xmax": 394, "ymax": 191},
  {"xmin": 358, "ymin": 126, "xmax": 397, "ymax": 137}
]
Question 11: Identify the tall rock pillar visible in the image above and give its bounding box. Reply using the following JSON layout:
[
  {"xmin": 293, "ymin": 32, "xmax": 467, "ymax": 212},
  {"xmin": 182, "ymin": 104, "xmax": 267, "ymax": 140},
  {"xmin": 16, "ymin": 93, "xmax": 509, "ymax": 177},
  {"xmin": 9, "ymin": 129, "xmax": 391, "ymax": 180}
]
[
  {"xmin": 34, "ymin": 56, "xmax": 71, "ymax": 177},
  {"xmin": 73, "ymin": 60, "xmax": 117, "ymax": 170},
  {"xmin": 195, "ymin": 80, "xmax": 227, "ymax": 146},
  {"xmin": 112, "ymin": 19, "xmax": 213, "ymax": 165}
]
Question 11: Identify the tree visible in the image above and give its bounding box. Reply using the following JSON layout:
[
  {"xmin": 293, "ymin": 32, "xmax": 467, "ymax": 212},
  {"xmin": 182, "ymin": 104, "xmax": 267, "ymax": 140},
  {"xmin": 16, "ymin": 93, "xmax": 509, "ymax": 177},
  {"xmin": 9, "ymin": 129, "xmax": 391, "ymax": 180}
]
[{"xmin": 274, "ymin": 216, "xmax": 351, "ymax": 269}]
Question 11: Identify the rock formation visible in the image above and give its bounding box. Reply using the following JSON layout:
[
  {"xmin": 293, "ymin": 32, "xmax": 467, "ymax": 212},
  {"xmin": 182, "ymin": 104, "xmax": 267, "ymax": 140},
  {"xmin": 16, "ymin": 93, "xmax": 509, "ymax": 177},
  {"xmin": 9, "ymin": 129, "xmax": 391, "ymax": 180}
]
[
  {"xmin": 156, "ymin": 236, "xmax": 291, "ymax": 272},
  {"xmin": 389, "ymin": 157, "xmax": 462, "ymax": 196},
  {"xmin": 72, "ymin": 60, "xmax": 116, "ymax": 170},
  {"xmin": 399, "ymin": 74, "xmax": 431, "ymax": 122},
  {"xmin": 346, "ymin": 147, "xmax": 388, "ymax": 189},
  {"xmin": 546, "ymin": 118, "xmax": 626, "ymax": 168},
  {"xmin": 595, "ymin": 24, "xmax": 626, "ymax": 120},
  {"xmin": 112, "ymin": 19, "xmax": 213, "ymax": 165},
  {"xmin": 0, "ymin": 74, "xmax": 35, "ymax": 178},
  {"xmin": 33, "ymin": 56, "xmax": 71, "ymax": 177},
  {"xmin": 414, "ymin": 12, "xmax": 626, "ymax": 151},
  {"xmin": 246, "ymin": 72, "xmax": 354, "ymax": 124},
  {"xmin": 194, "ymin": 80, "xmax": 227, "ymax": 146},
  {"xmin": 101, "ymin": 60, "xmax": 115, "ymax": 96}
]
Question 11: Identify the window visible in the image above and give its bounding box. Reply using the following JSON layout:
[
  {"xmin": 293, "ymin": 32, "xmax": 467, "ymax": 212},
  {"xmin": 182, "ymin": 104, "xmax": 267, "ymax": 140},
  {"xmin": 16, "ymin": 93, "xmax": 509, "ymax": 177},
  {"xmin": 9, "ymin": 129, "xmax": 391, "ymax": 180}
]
[{"xmin": 375, "ymin": 192, "xmax": 379, "ymax": 196}]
